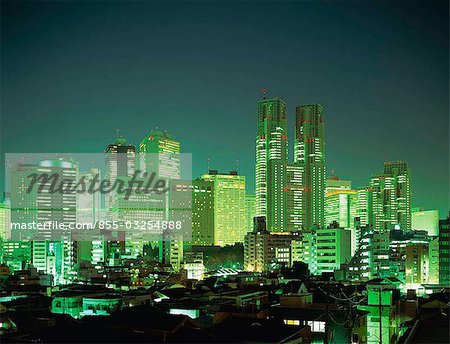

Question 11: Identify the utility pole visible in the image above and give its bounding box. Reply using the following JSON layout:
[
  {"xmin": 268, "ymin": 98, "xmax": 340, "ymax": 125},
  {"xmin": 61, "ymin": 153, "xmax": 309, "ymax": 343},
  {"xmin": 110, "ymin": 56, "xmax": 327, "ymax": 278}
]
[{"xmin": 378, "ymin": 287, "xmax": 383, "ymax": 344}]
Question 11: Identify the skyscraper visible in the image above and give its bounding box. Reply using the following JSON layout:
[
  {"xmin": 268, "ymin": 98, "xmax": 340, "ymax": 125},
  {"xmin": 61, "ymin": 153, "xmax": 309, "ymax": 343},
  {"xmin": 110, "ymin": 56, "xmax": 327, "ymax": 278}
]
[
  {"xmin": 139, "ymin": 130, "xmax": 180, "ymax": 180},
  {"xmin": 192, "ymin": 179, "xmax": 215, "ymax": 246},
  {"xmin": 255, "ymin": 97, "xmax": 287, "ymax": 232},
  {"xmin": 325, "ymin": 177, "xmax": 357, "ymax": 229},
  {"xmin": 10, "ymin": 159, "xmax": 79, "ymax": 283},
  {"xmin": 356, "ymin": 186, "xmax": 374, "ymax": 227},
  {"xmin": 295, "ymin": 104, "xmax": 326, "ymax": 230},
  {"xmin": 202, "ymin": 170, "xmax": 246, "ymax": 246},
  {"xmin": 371, "ymin": 161, "xmax": 411, "ymax": 232},
  {"xmin": 105, "ymin": 136, "xmax": 136, "ymax": 184}
]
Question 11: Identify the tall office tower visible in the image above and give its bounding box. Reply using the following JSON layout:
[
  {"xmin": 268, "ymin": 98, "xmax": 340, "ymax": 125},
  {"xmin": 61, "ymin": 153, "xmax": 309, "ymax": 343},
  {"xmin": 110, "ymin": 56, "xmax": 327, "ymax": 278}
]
[
  {"xmin": 192, "ymin": 179, "xmax": 215, "ymax": 246},
  {"xmin": 412, "ymin": 208, "xmax": 439, "ymax": 236},
  {"xmin": 438, "ymin": 214, "xmax": 449, "ymax": 284},
  {"xmin": 139, "ymin": 130, "xmax": 180, "ymax": 180},
  {"xmin": 105, "ymin": 136, "xmax": 136, "ymax": 183},
  {"xmin": 10, "ymin": 159, "xmax": 78, "ymax": 283},
  {"xmin": 202, "ymin": 170, "xmax": 246, "ymax": 246},
  {"xmin": 356, "ymin": 187, "xmax": 374, "ymax": 227},
  {"xmin": 286, "ymin": 163, "xmax": 305, "ymax": 231},
  {"xmin": 325, "ymin": 177, "xmax": 357, "ymax": 229},
  {"xmin": 370, "ymin": 161, "xmax": 412, "ymax": 232},
  {"xmin": 245, "ymin": 194, "xmax": 256, "ymax": 232},
  {"xmin": 255, "ymin": 97, "xmax": 287, "ymax": 232},
  {"xmin": 295, "ymin": 104, "xmax": 326, "ymax": 230},
  {"xmin": 105, "ymin": 136, "xmax": 136, "ymax": 221}
]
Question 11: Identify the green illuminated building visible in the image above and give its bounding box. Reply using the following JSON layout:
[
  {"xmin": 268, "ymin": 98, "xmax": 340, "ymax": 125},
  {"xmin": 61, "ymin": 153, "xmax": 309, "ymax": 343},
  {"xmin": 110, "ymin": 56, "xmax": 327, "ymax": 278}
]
[
  {"xmin": 192, "ymin": 179, "xmax": 215, "ymax": 245},
  {"xmin": 315, "ymin": 222, "xmax": 352, "ymax": 273},
  {"xmin": 438, "ymin": 214, "xmax": 450, "ymax": 284},
  {"xmin": 286, "ymin": 162, "xmax": 305, "ymax": 231},
  {"xmin": 411, "ymin": 208, "xmax": 439, "ymax": 236},
  {"xmin": 245, "ymin": 194, "xmax": 256, "ymax": 232},
  {"xmin": 139, "ymin": 130, "xmax": 180, "ymax": 180},
  {"xmin": 295, "ymin": 104, "xmax": 326, "ymax": 230},
  {"xmin": 10, "ymin": 159, "xmax": 79, "ymax": 284},
  {"xmin": 371, "ymin": 161, "xmax": 411, "ymax": 232},
  {"xmin": 255, "ymin": 97, "xmax": 287, "ymax": 232},
  {"xmin": 325, "ymin": 177, "xmax": 357, "ymax": 229},
  {"xmin": 202, "ymin": 170, "xmax": 246, "ymax": 246},
  {"xmin": 358, "ymin": 278, "xmax": 403, "ymax": 344},
  {"xmin": 356, "ymin": 186, "xmax": 374, "ymax": 227}
]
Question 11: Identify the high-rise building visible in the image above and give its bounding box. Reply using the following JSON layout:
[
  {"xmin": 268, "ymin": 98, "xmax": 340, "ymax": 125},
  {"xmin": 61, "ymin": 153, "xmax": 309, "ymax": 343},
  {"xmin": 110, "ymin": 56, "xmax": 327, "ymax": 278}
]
[
  {"xmin": 356, "ymin": 187, "xmax": 374, "ymax": 227},
  {"xmin": 105, "ymin": 136, "xmax": 136, "ymax": 183},
  {"xmin": 286, "ymin": 163, "xmax": 305, "ymax": 231},
  {"xmin": 255, "ymin": 97, "xmax": 287, "ymax": 232},
  {"xmin": 202, "ymin": 170, "xmax": 245, "ymax": 246},
  {"xmin": 192, "ymin": 179, "xmax": 214, "ymax": 246},
  {"xmin": 139, "ymin": 130, "xmax": 180, "ymax": 180},
  {"xmin": 411, "ymin": 208, "xmax": 439, "ymax": 236},
  {"xmin": 325, "ymin": 177, "xmax": 357, "ymax": 229},
  {"xmin": 438, "ymin": 214, "xmax": 449, "ymax": 285},
  {"xmin": 371, "ymin": 161, "xmax": 411, "ymax": 232},
  {"xmin": 10, "ymin": 159, "xmax": 79, "ymax": 283},
  {"xmin": 295, "ymin": 104, "xmax": 326, "ymax": 230}
]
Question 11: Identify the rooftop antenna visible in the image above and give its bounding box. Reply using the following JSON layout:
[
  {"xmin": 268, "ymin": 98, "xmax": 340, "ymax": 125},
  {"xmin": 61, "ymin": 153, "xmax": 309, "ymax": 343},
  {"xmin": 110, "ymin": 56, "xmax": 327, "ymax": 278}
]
[
  {"xmin": 261, "ymin": 88, "xmax": 267, "ymax": 99},
  {"xmin": 236, "ymin": 159, "xmax": 239, "ymax": 173},
  {"xmin": 207, "ymin": 158, "xmax": 211, "ymax": 171},
  {"xmin": 116, "ymin": 128, "xmax": 120, "ymax": 139}
]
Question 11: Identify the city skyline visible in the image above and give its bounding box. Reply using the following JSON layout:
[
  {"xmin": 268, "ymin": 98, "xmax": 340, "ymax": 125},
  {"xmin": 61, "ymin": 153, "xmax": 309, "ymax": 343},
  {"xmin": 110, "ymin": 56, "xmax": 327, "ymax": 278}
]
[{"xmin": 1, "ymin": 1, "xmax": 448, "ymax": 215}]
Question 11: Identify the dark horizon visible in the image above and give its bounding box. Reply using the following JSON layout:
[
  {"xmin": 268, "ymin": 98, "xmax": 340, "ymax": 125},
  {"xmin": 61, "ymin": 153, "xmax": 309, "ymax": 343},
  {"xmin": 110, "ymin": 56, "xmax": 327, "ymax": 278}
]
[{"xmin": 2, "ymin": 1, "xmax": 448, "ymax": 215}]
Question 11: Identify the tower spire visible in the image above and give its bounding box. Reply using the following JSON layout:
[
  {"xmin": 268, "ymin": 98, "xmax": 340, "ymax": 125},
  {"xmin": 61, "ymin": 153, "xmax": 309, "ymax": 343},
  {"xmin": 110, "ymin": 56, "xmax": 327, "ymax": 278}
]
[{"xmin": 261, "ymin": 88, "xmax": 267, "ymax": 99}]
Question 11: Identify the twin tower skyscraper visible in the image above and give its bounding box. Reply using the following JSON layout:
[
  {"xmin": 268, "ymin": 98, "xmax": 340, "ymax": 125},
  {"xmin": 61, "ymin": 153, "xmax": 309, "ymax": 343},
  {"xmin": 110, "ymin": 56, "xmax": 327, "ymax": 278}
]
[{"xmin": 255, "ymin": 96, "xmax": 326, "ymax": 232}]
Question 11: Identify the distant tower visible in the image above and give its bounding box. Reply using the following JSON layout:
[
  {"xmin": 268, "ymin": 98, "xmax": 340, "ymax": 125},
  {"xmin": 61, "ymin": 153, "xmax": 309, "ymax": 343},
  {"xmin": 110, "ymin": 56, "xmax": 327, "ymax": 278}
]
[
  {"xmin": 139, "ymin": 130, "xmax": 180, "ymax": 180},
  {"xmin": 371, "ymin": 161, "xmax": 411, "ymax": 231},
  {"xmin": 295, "ymin": 104, "xmax": 326, "ymax": 230},
  {"xmin": 105, "ymin": 136, "xmax": 136, "ymax": 183}
]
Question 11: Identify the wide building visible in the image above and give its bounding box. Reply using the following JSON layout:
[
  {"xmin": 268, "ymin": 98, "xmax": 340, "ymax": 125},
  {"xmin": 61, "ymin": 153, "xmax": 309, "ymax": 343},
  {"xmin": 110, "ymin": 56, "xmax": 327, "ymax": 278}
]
[{"xmin": 411, "ymin": 208, "xmax": 439, "ymax": 236}]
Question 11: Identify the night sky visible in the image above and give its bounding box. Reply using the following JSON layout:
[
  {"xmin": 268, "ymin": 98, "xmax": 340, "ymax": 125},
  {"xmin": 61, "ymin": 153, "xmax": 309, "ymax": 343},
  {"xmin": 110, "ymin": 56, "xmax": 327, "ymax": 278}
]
[{"xmin": 1, "ymin": 1, "xmax": 448, "ymax": 215}]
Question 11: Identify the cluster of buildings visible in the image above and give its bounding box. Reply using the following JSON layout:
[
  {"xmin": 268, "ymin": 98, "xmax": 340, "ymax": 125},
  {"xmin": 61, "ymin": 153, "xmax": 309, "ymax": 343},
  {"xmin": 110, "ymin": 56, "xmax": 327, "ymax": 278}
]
[{"xmin": 0, "ymin": 95, "xmax": 448, "ymax": 343}]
